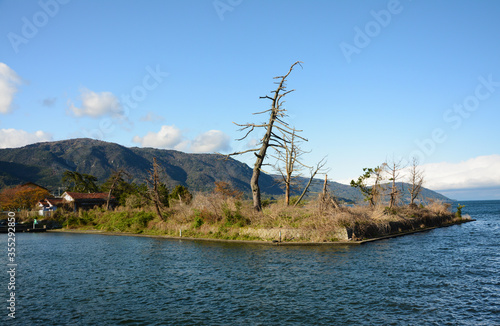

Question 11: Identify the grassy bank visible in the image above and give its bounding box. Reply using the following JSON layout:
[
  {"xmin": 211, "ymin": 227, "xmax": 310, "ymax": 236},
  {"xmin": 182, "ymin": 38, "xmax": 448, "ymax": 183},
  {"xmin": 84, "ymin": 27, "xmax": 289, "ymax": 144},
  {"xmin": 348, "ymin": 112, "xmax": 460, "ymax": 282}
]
[{"xmin": 40, "ymin": 193, "xmax": 471, "ymax": 243}]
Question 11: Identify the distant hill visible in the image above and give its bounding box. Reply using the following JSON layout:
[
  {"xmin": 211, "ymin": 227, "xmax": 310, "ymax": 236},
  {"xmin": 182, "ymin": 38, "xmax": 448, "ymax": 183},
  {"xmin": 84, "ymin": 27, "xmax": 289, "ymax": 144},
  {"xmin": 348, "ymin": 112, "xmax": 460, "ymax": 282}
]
[
  {"xmin": 273, "ymin": 176, "xmax": 452, "ymax": 205},
  {"xmin": 0, "ymin": 138, "xmax": 282, "ymax": 195},
  {"xmin": 0, "ymin": 138, "xmax": 451, "ymax": 203}
]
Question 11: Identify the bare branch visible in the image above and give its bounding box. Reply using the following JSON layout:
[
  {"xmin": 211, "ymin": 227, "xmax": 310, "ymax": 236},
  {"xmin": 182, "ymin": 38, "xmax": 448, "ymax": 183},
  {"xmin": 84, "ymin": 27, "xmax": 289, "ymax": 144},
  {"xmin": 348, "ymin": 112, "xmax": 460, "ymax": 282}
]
[
  {"xmin": 294, "ymin": 156, "xmax": 328, "ymax": 207},
  {"xmin": 252, "ymin": 108, "xmax": 273, "ymax": 115}
]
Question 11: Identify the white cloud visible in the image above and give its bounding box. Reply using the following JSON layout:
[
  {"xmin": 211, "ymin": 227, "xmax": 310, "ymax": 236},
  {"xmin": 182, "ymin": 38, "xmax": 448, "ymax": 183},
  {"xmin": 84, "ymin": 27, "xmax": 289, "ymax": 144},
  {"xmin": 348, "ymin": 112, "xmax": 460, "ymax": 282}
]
[
  {"xmin": 68, "ymin": 88, "xmax": 123, "ymax": 118},
  {"xmin": 0, "ymin": 129, "xmax": 52, "ymax": 148},
  {"xmin": 246, "ymin": 138, "xmax": 260, "ymax": 149},
  {"xmin": 190, "ymin": 130, "xmax": 231, "ymax": 153},
  {"xmin": 132, "ymin": 125, "xmax": 186, "ymax": 150},
  {"xmin": 0, "ymin": 63, "xmax": 22, "ymax": 114},
  {"xmin": 420, "ymin": 155, "xmax": 500, "ymax": 190},
  {"xmin": 133, "ymin": 126, "xmax": 231, "ymax": 153}
]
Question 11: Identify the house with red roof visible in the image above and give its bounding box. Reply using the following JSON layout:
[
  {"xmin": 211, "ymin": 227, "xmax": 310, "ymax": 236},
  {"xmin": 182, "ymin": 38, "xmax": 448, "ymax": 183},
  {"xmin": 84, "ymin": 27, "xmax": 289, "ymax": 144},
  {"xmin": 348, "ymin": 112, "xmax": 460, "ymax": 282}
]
[{"xmin": 61, "ymin": 192, "xmax": 116, "ymax": 211}]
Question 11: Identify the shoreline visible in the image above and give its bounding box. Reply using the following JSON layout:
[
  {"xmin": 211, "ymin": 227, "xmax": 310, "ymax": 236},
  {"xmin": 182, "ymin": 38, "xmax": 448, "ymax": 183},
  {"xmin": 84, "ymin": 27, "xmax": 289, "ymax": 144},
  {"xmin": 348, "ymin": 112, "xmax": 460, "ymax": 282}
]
[{"xmin": 47, "ymin": 218, "xmax": 475, "ymax": 246}]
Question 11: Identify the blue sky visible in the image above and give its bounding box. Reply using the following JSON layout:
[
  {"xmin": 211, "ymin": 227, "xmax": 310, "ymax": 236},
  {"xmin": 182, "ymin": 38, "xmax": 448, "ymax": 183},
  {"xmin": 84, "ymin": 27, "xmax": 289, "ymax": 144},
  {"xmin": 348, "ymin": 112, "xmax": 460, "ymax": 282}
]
[{"xmin": 1, "ymin": 0, "xmax": 499, "ymax": 200}]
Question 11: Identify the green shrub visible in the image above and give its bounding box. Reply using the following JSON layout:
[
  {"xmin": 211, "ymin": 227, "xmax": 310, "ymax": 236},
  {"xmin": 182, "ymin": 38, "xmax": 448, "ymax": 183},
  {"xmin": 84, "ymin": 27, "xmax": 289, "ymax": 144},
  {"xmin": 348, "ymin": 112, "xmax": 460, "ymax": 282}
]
[
  {"xmin": 261, "ymin": 198, "xmax": 276, "ymax": 207},
  {"xmin": 170, "ymin": 185, "xmax": 193, "ymax": 204},
  {"xmin": 134, "ymin": 211, "xmax": 155, "ymax": 227},
  {"xmin": 455, "ymin": 204, "xmax": 465, "ymax": 218},
  {"xmin": 222, "ymin": 203, "xmax": 249, "ymax": 227},
  {"xmin": 192, "ymin": 209, "xmax": 204, "ymax": 228},
  {"xmin": 384, "ymin": 207, "xmax": 397, "ymax": 215}
]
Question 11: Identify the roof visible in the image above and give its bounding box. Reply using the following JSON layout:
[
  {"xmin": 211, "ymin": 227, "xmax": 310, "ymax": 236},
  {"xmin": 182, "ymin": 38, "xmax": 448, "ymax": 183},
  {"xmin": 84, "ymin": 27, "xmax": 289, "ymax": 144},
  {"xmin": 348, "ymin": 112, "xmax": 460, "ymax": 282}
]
[
  {"xmin": 63, "ymin": 192, "xmax": 115, "ymax": 201},
  {"xmin": 46, "ymin": 198, "xmax": 64, "ymax": 206},
  {"xmin": 20, "ymin": 182, "xmax": 49, "ymax": 191}
]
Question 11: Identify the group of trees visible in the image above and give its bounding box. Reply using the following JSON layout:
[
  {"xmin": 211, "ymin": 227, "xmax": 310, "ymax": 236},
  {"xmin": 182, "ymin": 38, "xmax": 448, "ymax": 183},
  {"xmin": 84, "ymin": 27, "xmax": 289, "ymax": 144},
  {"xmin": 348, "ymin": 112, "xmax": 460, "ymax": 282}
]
[
  {"xmin": 0, "ymin": 183, "xmax": 50, "ymax": 211},
  {"xmin": 226, "ymin": 61, "xmax": 428, "ymax": 211},
  {"xmin": 64, "ymin": 166, "xmax": 195, "ymax": 220},
  {"xmin": 350, "ymin": 157, "xmax": 425, "ymax": 208},
  {"xmin": 0, "ymin": 161, "xmax": 193, "ymax": 213}
]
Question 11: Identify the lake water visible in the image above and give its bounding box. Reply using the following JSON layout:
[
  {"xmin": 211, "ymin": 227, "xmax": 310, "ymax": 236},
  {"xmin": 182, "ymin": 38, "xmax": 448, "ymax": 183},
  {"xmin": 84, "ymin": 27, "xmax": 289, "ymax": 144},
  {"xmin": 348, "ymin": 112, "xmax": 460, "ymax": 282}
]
[{"xmin": 1, "ymin": 200, "xmax": 499, "ymax": 325}]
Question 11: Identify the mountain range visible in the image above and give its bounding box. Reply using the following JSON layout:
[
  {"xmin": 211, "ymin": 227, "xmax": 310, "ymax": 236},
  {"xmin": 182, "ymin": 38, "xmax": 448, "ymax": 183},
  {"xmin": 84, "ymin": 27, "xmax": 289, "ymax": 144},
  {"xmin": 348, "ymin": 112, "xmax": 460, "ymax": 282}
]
[{"xmin": 0, "ymin": 138, "xmax": 451, "ymax": 203}]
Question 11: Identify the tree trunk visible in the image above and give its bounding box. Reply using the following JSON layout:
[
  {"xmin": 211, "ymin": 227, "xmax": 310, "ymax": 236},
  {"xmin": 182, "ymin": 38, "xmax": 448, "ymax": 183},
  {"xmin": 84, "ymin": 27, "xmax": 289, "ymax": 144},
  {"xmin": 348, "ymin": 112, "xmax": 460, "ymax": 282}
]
[
  {"xmin": 251, "ymin": 167, "xmax": 262, "ymax": 211},
  {"xmin": 285, "ymin": 182, "xmax": 290, "ymax": 206},
  {"xmin": 106, "ymin": 188, "xmax": 113, "ymax": 211},
  {"xmin": 149, "ymin": 158, "xmax": 165, "ymax": 221},
  {"xmin": 322, "ymin": 174, "xmax": 328, "ymax": 197},
  {"xmin": 250, "ymin": 100, "xmax": 278, "ymax": 211}
]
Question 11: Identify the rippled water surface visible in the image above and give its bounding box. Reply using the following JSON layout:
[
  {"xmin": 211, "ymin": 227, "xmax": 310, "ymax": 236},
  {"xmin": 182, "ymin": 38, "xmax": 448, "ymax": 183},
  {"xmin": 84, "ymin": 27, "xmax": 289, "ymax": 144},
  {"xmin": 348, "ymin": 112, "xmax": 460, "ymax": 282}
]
[{"xmin": 1, "ymin": 200, "xmax": 499, "ymax": 325}]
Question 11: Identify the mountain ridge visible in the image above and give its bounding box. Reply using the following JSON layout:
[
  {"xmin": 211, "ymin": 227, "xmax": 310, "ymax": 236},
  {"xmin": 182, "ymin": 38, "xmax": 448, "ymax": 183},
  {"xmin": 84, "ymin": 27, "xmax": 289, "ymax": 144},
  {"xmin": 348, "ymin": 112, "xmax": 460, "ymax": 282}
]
[
  {"xmin": 0, "ymin": 138, "xmax": 282, "ymax": 195},
  {"xmin": 0, "ymin": 138, "xmax": 451, "ymax": 203}
]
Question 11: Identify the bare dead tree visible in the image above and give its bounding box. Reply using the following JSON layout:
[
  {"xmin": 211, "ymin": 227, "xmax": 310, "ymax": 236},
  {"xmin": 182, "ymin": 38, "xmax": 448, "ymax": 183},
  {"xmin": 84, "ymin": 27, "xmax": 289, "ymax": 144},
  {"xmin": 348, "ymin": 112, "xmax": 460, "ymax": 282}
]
[
  {"xmin": 272, "ymin": 129, "xmax": 310, "ymax": 205},
  {"xmin": 385, "ymin": 159, "xmax": 403, "ymax": 209},
  {"xmin": 408, "ymin": 157, "xmax": 424, "ymax": 207},
  {"xmin": 226, "ymin": 61, "xmax": 304, "ymax": 211},
  {"xmin": 146, "ymin": 157, "xmax": 165, "ymax": 220},
  {"xmin": 318, "ymin": 174, "xmax": 340, "ymax": 211}
]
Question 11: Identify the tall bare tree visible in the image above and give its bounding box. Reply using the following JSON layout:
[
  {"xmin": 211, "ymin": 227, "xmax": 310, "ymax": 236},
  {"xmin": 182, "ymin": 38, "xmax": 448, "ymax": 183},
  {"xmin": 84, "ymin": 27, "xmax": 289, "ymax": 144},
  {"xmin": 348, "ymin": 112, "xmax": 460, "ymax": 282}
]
[
  {"xmin": 272, "ymin": 129, "xmax": 309, "ymax": 205},
  {"xmin": 385, "ymin": 159, "xmax": 403, "ymax": 209},
  {"xmin": 146, "ymin": 158, "xmax": 167, "ymax": 220},
  {"xmin": 226, "ymin": 61, "xmax": 304, "ymax": 211},
  {"xmin": 408, "ymin": 157, "xmax": 424, "ymax": 207}
]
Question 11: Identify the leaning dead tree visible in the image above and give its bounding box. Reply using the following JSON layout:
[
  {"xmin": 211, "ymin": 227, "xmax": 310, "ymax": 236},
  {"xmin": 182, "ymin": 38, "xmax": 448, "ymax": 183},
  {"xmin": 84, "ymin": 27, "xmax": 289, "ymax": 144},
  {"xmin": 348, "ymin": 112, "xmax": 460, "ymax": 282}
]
[
  {"xmin": 146, "ymin": 157, "xmax": 166, "ymax": 220},
  {"xmin": 226, "ymin": 61, "xmax": 304, "ymax": 211},
  {"xmin": 408, "ymin": 157, "xmax": 424, "ymax": 207}
]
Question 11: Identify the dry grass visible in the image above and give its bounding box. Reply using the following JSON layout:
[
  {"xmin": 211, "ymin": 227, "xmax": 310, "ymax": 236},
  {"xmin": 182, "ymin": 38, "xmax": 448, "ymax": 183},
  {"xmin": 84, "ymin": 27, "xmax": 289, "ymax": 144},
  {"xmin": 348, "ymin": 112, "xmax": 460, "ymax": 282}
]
[{"xmin": 48, "ymin": 193, "xmax": 461, "ymax": 242}]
